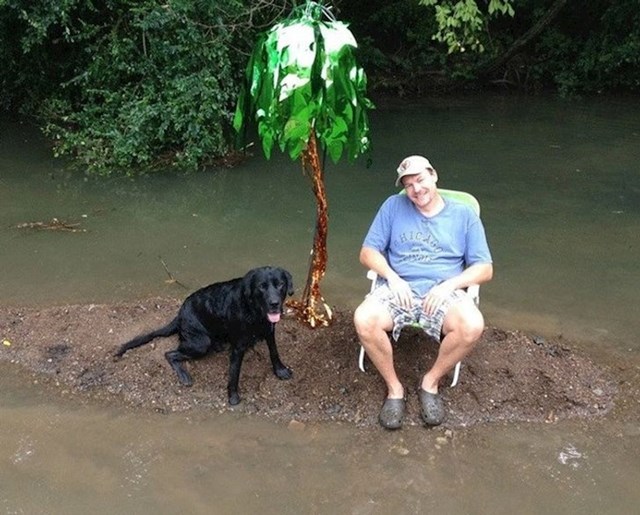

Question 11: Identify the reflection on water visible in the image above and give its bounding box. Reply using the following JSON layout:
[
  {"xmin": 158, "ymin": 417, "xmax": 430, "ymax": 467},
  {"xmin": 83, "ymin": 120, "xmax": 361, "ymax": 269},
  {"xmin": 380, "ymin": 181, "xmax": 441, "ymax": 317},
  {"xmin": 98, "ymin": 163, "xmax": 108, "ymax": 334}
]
[{"xmin": 2, "ymin": 94, "xmax": 640, "ymax": 512}]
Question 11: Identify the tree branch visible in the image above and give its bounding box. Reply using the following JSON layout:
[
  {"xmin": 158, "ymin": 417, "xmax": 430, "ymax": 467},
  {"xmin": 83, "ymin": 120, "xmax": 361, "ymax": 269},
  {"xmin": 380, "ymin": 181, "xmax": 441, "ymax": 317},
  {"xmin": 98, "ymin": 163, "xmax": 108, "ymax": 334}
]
[{"xmin": 475, "ymin": 0, "xmax": 570, "ymax": 79}]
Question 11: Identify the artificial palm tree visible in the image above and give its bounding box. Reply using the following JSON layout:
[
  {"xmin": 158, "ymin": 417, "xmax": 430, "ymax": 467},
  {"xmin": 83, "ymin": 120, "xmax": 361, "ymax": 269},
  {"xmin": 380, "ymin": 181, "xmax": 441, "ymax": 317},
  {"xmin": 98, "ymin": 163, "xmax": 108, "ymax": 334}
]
[{"xmin": 233, "ymin": 1, "xmax": 373, "ymax": 327}]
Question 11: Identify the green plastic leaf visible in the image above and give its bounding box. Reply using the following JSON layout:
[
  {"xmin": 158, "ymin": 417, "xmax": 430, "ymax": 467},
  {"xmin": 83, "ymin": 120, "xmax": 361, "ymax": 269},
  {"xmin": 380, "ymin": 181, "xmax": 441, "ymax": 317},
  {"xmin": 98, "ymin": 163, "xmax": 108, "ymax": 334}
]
[
  {"xmin": 318, "ymin": 21, "xmax": 357, "ymax": 54},
  {"xmin": 233, "ymin": 2, "xmax": 374, "ymax": 162}
]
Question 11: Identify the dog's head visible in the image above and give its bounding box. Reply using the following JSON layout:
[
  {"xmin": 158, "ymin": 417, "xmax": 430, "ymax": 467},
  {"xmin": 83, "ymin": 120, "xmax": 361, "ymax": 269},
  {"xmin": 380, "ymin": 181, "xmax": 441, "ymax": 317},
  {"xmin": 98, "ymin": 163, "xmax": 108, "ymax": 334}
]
[{"xmin": 243, "ymin": 266, "xmax": 294, "ymax": 323}]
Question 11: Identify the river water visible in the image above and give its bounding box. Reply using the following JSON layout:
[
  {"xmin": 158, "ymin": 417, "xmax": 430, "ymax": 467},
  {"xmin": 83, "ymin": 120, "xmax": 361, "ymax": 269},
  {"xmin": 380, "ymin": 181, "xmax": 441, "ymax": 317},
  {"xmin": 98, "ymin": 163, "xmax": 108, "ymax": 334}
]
[{"xmin": 1, "ymin": 94, "xmax": 639, "ymax": 513}]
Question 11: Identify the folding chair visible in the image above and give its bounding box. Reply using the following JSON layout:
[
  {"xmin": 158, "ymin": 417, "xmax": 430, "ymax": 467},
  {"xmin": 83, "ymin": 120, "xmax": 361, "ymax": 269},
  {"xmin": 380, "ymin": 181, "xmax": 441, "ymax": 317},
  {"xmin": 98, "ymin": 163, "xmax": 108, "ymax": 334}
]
[{"xmin": 357, "ymin": 188, "xmax": 481, "ymax": 387}]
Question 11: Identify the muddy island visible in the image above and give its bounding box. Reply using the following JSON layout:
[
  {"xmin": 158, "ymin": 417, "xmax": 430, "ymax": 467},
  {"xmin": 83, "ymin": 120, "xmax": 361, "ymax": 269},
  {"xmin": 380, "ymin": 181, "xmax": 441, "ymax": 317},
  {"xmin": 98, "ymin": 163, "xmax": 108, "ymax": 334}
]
[{"xmin": 0, "ymin": 298, "xmax": 625, "ymax": 429}]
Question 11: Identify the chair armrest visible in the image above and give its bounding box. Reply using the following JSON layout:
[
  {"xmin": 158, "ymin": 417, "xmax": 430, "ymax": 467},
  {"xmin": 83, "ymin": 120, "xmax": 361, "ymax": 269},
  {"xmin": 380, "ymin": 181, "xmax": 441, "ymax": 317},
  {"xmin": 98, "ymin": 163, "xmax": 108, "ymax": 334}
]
[
  {"xmin": 366, "ymin": 270, "xmax": 378, "ymax": 294},
  {"xmin": 467, "ymin": 284, "xmax": 480, "ymax": 305}
]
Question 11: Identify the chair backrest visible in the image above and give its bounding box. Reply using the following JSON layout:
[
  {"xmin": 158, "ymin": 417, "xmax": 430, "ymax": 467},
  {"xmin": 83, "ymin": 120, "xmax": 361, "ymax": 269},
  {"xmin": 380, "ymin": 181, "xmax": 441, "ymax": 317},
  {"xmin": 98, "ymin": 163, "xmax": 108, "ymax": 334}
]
[
  {"xmin": 398, "ymin": 187, "xmax": 480, "ymax": 216},
  {"xmin": 438, "ymin": 188, "xmax": 481, "ymax": 216}
]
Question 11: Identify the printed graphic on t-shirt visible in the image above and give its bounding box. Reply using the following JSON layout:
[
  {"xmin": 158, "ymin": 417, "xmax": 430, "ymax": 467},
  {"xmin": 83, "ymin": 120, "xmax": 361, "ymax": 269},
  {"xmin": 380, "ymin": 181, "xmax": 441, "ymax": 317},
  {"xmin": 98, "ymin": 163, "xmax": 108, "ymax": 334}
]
[{"xmin": 394, "ymin": 230, "xmax": 443, "ymax": 264}]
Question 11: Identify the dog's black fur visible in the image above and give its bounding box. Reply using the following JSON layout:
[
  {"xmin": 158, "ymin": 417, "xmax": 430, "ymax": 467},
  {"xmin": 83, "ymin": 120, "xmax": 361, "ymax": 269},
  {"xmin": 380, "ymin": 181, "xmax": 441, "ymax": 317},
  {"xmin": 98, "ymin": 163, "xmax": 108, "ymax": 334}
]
[{"xmin": 114, "ymin": 266, "xmax": 294, "ymax": 405}]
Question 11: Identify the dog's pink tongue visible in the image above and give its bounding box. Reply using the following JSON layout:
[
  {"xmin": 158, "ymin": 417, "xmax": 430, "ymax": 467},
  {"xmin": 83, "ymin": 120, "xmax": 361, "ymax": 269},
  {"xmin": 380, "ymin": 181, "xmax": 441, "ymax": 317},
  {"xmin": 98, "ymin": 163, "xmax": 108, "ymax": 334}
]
[{"xmin": 268, "ymin": 313, "xmax": 281, "ymax": 323}]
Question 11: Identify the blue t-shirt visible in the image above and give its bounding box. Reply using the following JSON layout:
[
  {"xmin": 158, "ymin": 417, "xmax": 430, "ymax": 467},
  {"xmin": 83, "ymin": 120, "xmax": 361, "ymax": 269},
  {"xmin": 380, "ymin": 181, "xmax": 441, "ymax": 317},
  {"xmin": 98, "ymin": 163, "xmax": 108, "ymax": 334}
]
[{"xmin": 363, "ymin": 194, "xmax": 492, "ymax": 297}]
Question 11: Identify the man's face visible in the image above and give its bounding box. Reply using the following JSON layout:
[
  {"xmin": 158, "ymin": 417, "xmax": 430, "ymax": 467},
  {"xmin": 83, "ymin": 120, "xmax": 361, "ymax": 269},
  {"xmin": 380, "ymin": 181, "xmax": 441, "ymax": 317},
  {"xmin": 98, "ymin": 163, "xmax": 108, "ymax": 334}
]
[{"xmin": 401, "ymin": 170, "xmax": 438, "ymax": 209}]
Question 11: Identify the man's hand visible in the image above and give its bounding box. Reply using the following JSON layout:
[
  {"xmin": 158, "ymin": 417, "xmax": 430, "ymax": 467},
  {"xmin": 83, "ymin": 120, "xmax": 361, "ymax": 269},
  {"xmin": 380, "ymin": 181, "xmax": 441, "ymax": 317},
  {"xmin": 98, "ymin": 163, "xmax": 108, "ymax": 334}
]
[
  {"xmin": 359, "ymin": 246, "xmax": 416, "ymax": 310},
  {"xmin": 422, "ymin": 281, "xmax": 455, "ymax": 316},
  {"xmin": 387, "ymin": 275, "xmax": 414, "ymax": 310}
]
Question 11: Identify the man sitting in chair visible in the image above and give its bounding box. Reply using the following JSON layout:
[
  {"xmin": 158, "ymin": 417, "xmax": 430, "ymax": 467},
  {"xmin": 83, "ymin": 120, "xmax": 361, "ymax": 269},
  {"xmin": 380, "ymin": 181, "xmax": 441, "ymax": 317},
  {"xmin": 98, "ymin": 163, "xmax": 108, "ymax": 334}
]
[{"xmin": 353, "ymin": 155, "xmax": 493, "ymax": 429}]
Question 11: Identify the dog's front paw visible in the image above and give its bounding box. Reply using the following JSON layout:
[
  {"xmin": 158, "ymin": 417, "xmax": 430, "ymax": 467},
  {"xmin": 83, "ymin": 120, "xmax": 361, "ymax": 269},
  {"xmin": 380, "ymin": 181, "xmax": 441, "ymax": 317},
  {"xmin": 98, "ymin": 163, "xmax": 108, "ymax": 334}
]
[
  {"xmin": 275, "ymin": 365, "xmax": 293, "ymax": 380},
  {"xmin": 228, "ymin": 392, "xmax": 241, "ymax": 405}
]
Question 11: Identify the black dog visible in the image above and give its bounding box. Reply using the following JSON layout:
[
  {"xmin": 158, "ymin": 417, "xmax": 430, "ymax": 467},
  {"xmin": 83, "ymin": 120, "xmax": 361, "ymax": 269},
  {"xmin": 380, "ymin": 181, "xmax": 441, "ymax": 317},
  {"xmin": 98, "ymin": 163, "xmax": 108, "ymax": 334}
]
[{"xmin": 114, "ymin": 266, "xmax": 294, "ymax": 405}]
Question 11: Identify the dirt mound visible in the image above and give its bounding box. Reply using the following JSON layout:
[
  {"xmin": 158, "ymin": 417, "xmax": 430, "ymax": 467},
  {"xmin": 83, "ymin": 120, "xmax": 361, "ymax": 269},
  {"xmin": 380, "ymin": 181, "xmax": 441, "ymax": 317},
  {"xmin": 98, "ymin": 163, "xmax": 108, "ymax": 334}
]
[{"xmin": 0, "ymin": 299, "xmax": 617, "ymax": 428}]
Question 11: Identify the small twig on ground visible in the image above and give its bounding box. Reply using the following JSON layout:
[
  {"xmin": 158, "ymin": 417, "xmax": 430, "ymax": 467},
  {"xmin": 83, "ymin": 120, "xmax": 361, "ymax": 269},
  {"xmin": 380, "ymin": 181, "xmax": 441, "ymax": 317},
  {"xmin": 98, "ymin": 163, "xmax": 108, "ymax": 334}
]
[{"xmin": 158, "ymin": 256, "xmax": 188, "ymax": 289}]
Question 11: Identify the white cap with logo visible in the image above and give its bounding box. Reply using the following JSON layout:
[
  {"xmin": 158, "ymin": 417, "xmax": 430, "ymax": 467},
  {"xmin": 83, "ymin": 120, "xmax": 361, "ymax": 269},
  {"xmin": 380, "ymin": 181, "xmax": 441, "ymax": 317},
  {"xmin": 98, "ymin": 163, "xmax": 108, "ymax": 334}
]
[{"xmin": 395, "ymin": 155, "xmax": 435, "ymax": 187}]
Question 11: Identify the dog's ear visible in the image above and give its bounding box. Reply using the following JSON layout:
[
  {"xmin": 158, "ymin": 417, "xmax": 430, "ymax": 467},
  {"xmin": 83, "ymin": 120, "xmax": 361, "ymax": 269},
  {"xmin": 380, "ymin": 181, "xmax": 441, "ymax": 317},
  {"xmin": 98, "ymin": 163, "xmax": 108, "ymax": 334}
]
[
  {"xmin": 242, "ymin": 269, "xmax": 257, "ymax": 300},
  {"xmin": 281, "ymin": 269, "xmax": 294, "ymax": 296}
]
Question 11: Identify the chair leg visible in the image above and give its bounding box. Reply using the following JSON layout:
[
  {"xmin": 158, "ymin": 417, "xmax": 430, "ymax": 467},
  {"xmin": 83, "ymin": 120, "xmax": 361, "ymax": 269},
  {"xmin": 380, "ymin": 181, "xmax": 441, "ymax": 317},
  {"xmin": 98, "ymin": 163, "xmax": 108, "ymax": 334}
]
[
  {"xmin": 450, "ymin": 361, "xmax": 461, "ymax": 387},
  {"xmin": 359, "ymin": 345, "xmax": 462, "ymax": 388},
  {"xmin": 358, "ymin": 346, "xmax": 366, "ymax": 372}
]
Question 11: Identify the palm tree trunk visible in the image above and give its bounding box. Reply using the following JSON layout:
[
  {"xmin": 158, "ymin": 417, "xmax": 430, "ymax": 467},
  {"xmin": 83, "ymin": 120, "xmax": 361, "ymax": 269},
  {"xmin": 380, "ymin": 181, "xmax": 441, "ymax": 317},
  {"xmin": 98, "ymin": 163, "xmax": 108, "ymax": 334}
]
[{"xmin": 289, "ymin": 130, "xmax": 333, "ymax": 327}]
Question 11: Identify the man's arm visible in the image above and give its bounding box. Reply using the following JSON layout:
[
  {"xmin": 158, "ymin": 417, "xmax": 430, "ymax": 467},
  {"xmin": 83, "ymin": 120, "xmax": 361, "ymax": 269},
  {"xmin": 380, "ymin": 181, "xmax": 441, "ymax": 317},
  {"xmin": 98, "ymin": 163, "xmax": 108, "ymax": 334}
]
[
  {"xmin": 439, "ymin": 262, "xmax": 493, "ymax": 291},
  {"xmin": 423, "ymin": 262, "xmax": 493, "ymax": 316},
  {"xmin": 360, "ymin": 246, "xmax": 413, "ymax": 309},
  {"xmin": 360, "ymin": 246, "xmax": 396, "ymax": 282}
]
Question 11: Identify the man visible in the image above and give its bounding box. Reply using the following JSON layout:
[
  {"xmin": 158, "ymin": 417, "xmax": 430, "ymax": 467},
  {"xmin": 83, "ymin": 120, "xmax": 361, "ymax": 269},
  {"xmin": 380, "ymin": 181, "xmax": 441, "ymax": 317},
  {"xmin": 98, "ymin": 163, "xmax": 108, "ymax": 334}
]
[{"xmin": 353, "ymin": 155, "xmax": 493, "ymax": 429}]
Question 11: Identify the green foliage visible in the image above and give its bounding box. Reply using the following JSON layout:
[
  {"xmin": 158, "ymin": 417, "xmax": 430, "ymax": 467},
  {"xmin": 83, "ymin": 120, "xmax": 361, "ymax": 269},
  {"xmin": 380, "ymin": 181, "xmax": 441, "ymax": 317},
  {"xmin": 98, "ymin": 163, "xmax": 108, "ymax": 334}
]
[
  {"xmin": 233, "ymin": 1, "xmax": 373, "ymax": 163},
  {"xmin": 1, "ymin": 0, "xmax": 246, "ymax": 175},
  {"xmin": 339, "ymin": 0, "xmax": 640, "ymax": 96},
  {"xmin": 0, "ymin": 0, "xmax": 86, "ymax": 111},
  {"xmin": 331, "ymin": 1, "xmax": 440, "ymax": 95},
  {"xmin": 419, "ymin": 0, "xmax": 514, "ymax": 53},
  {"xmin": 3, "ymin": 0, "xmax": 640, "ymax": 175},
  {"xmin": 530, "ymin": 1, "xmax": 640, "ymax": 95}
]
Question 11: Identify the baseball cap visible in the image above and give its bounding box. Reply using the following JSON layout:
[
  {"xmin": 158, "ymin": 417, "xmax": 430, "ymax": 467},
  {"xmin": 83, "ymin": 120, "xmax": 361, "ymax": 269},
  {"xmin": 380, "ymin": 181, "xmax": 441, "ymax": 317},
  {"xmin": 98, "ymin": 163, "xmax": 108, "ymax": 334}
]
[{"xmin": 395, "ymin": 155, "xmax": 435, "ymax": 187}]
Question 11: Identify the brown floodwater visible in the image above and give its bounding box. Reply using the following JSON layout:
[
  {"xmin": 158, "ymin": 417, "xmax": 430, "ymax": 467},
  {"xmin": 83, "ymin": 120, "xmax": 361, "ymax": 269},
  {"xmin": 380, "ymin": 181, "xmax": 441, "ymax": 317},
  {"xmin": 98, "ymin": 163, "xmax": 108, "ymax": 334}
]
[{"xmin": 1, "ymin": 93, "xmax": 639, "ymax": 513}]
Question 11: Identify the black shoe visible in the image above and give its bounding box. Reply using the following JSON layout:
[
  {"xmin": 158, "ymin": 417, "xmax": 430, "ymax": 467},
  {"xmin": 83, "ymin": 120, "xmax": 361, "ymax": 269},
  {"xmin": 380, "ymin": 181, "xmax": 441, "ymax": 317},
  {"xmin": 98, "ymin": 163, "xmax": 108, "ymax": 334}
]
[
  {"xmin": 379, "ymin": 397, "xmax": 406, "ymax": 430},
  {"xmin": 418, "ymin": 388, "xmax": 445, "ymax": 426}
]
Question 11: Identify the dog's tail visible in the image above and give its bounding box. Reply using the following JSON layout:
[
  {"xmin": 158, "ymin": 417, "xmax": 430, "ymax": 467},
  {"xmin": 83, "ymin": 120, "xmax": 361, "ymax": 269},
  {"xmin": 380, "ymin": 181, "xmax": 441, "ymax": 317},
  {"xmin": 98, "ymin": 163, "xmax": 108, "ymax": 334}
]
[{"xmin": 113, "ymin": 317, "xmax": 179, "ymax": 359}]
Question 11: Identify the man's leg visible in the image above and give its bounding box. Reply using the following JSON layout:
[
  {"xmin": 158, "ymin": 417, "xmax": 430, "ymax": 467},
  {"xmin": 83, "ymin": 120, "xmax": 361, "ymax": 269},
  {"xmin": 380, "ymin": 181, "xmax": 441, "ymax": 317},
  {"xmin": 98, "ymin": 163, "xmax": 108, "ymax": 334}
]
[
  {"xmin": 353, "ymin": 298, "xmax": 404, "ymax": 399},
  {"xmin": 421, "ymin": 298, "xmax": 485, "ymax": 394}
]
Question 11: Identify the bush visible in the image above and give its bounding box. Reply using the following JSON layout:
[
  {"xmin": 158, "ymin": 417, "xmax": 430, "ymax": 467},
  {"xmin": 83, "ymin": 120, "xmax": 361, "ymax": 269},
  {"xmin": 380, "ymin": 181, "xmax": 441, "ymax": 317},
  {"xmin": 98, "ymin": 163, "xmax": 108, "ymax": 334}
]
[{"xmin": 2, "ymin": 0, "xmax": 248, "ymax": 175}]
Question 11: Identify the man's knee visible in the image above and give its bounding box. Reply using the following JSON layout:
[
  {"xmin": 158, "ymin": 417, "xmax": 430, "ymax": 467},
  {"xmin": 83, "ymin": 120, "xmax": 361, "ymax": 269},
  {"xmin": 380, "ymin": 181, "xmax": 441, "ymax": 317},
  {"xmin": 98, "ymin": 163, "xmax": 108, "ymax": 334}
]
[
  {"xmin": 354, "ymin": 300, "xmax": 391, "ymax": 337},
  {"xmin": 462, "ymin": 310, "xmax": 485, "ymax": 343},
  {"xmin": 353, "ymin": 303, "xmax": 376, "ymax": 336},
  {"xmin": 444, "ymin": 303, "xmax": 485, "ymax": 344}
]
